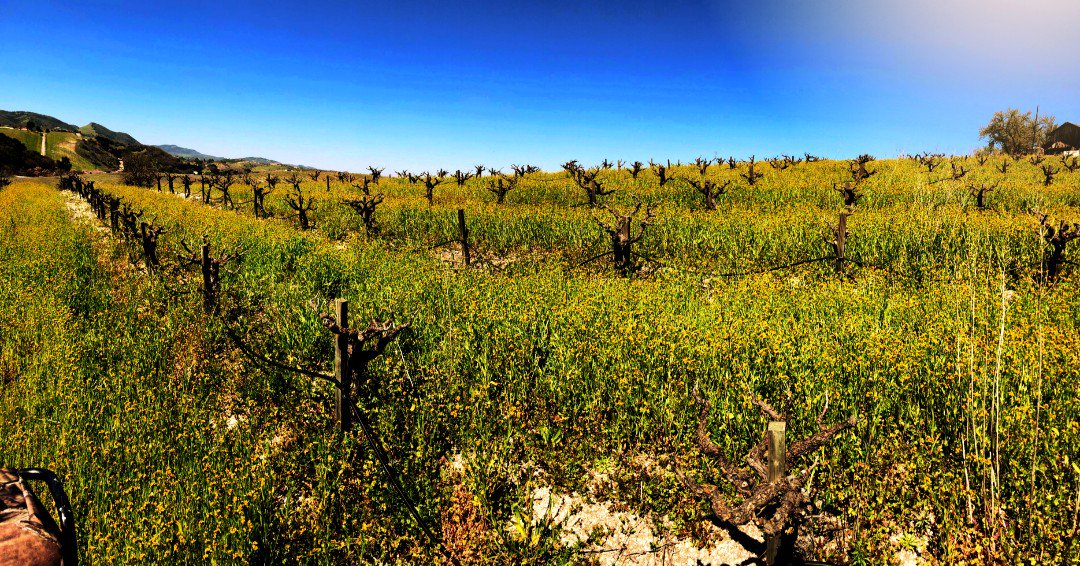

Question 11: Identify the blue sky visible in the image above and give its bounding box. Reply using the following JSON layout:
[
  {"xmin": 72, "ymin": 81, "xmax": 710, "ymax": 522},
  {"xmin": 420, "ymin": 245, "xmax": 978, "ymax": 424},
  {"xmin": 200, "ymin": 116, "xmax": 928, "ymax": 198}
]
[{"xmin": 2, "ymin": 0, "xmax": 1077, "ymax": 171}]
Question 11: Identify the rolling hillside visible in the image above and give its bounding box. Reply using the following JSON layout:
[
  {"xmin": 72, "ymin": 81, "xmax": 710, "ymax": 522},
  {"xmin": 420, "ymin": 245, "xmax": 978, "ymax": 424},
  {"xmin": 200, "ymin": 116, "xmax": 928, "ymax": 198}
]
[
  {"xmin": 2, "ymin": 109, "xmax": 291, "ymax": 171},
  {"xmin": 0, "ymin": 127, "xmax": 110, "ymax": 171},
  {"xmin": 0, "ymin": 110, "xmax": 145, "ymax": 171},
  {"xmin": 0, "ymin": 132, "xmax": 53, "ymax": 172},
  {"xmin": 155, "ymin": 144, "xmax": 282, "ymax": 166},
  {"xmin": 155, "ymin": 144, "xmax": 224, "ymax": 161},
  {"xmin": 49, "ymin": 132, "xmax": 110, "ymax": 171},
  {"xmin": 0, "ymin": 110, "xmax": 78, "ymax": 132},
  {"xmin": 0, "ymin": 127, "xmax": 41, "ymax": 153},
  {"xmin": 80, "ymin": 122, "xmax": 140, "ymax": 146}
]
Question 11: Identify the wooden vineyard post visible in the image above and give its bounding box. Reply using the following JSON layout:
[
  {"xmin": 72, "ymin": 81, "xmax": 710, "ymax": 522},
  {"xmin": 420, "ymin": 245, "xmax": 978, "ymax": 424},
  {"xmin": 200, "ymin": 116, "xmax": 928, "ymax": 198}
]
[
  {"xmin": 334, "ymin": 299, "xmax": 351, "ymax": 432},
  {"xmin": 457, "ymin": 208, "xmax": 471, "ymax": 266},
  {"xmin": 618, "ymin": 217, "xmax": 631, "ymax": 269},
  {"xmin": 836, "ymin": 213, "xmax": 847, "ymax": 273},
  {"xmin": 767, "ymin": 421, "xmax": 787, "ymax": 481},
  {"xmin": 829, "ymin": 211, "xmax": 849, "ymax": 274},
  {"xmin": 325, "ymin": 175, "xmax": 330, "ymax": 192},
  {"xmin": 765, "ymin": 421, "xmax": 787, "ymax": 564},
  {"xmin": 201, "ymin": 242, "xmax": 212, "ymax": 312},
  {"xmin": 108, "ymin": 197, "xmax": 120, "ymax": 233}
]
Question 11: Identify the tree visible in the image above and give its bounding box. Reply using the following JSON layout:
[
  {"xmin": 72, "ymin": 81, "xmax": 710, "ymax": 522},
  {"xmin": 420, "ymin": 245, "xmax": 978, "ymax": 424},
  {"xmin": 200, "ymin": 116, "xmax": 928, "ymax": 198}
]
[
  {"xmin": 121, "ymin": 152, "xmax": 159, "ymax": 188},
  {"xmin": 979, "ymin": 108, "xmax": 1057, "ymax": 156}
]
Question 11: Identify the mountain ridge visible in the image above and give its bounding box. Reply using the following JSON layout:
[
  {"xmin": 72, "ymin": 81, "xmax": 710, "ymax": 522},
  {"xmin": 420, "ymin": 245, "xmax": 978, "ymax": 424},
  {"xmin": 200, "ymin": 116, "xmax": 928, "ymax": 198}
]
[
  {"xmin": 154, "ymin": 144, "xmax": 282, "ymax": 165},
  {"xmin": 80, "ymin": 122, "xmax": 140, "ymax": 146},
  {"xmin": 0, "ymin": 110, "xmax": 79, "ymax": 132},
  {"xmin": 154, "ymin": 144, "xmax": 226, "ymax": 161},
  {"xmin": 1, "ymin": 109, "xmax": 288, "ymax": 169}
]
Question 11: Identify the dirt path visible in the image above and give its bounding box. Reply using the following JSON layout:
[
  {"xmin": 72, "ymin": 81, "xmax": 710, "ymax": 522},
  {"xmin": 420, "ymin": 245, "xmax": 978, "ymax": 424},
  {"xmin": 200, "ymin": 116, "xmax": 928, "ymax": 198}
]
[
  {"xmin": 523, "ymin": 484, "xmax": 762, "ymax": 565},
  {"xmin": 40, "ymin": 131, "xmax": 47, "ymax": 156},
  {"xmin": 63, "ymin": 190, "xmax": 109, "ymax": 235}
]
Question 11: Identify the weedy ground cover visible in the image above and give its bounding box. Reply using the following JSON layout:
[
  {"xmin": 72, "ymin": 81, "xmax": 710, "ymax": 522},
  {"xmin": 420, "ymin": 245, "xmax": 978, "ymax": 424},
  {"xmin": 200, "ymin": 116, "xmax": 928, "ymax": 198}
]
[{"xmin": 2, "ymin": 154, "xmax": 1079, "ymax": 563}]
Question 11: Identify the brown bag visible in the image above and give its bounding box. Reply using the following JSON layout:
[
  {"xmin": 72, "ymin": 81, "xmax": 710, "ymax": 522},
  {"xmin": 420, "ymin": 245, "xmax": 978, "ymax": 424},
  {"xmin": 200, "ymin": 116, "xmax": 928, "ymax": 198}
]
[{"xmin": 0, "ymin": 469, "xmax": 76, "ymax": 566}]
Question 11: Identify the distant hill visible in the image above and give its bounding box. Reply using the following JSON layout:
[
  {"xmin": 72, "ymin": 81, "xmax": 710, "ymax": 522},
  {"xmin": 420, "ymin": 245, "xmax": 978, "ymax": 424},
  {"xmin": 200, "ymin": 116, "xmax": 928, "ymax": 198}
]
[
  {"xmin": 80, "ymin": 122, "xmax": 140, "ymax": 146},
  {"xmin": 2, "ymin": 109, "xmax": 294, "ymax": 171},
  {"xmin": 126, "ymin": 145, "xmax": 195, "ymax": 173},
  {"xmin": 155, "ymin": 144, "xmax": 225, "ymax": 161},
  {"xmin": 0, "ymin": 110, "xmax": 78, "ymax": 132},
  {"xmin": 0, "ymin": 110, "xmax": 149, "ymax": 171},
  {"xmin": 238, "ymin": 157, "xmax": 280, "ymax": 165},
  {"xmin": 156, "ymin": 144, "xmax": 281, "ymax": 165}
]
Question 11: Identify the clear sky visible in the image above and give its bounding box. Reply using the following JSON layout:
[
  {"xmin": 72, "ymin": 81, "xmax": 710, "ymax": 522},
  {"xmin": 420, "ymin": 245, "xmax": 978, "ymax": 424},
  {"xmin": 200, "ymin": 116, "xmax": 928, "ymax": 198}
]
[{"xmin": 2, "ymin": 0, "xmax": 1077, "ymax": 171}]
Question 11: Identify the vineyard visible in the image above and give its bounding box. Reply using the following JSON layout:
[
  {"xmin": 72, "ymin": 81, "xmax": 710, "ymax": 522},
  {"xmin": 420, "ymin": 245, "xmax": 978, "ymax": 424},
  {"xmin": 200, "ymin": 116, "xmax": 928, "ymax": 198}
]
[{"xmin": 1, "ymin": 153, "xmax": 1079, "ymax": 564}]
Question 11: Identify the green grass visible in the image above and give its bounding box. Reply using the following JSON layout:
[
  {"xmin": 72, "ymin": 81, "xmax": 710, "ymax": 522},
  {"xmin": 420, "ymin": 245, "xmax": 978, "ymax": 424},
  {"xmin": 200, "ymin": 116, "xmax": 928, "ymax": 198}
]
[
  {"xmin": 0, "ymin": 126, "xmax": 42, "ymax": 153},
  {"xmin": 46, "ymin": 132, "xmax": 100, "ymax": 171},
  {"xmin": 0, "ymin": 127, "xmax": 101, "ymax": 170},
  {"xmin": 6, "ymin": 155, "xmax": 1080, "ymax": 563}
]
